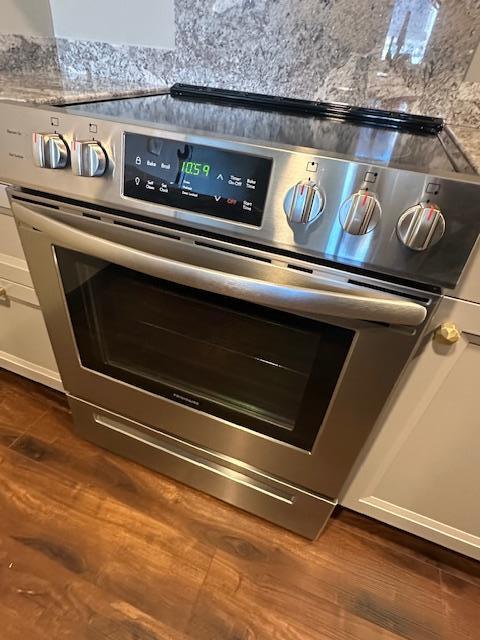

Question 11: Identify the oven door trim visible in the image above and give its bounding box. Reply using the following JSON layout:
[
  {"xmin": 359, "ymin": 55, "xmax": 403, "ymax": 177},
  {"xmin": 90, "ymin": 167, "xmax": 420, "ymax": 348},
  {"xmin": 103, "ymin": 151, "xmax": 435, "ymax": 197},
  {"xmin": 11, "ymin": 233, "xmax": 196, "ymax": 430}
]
[{"xmin": 12, "ymin": 196, "xmax": 438, "ymax": 497}]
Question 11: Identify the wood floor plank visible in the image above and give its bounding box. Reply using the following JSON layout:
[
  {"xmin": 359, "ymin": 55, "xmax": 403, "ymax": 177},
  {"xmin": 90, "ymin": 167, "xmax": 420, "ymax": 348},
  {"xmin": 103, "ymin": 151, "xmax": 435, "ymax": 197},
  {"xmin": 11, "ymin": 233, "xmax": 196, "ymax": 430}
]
[
  {"xmin": 334, "ymin": 510, "xmax": 480, "ymax": 585},
  {"xmin": 1, "ymin": 369, "xmax": 479, "ymax": 640},
  {"xmin": 0, "ymin": 530, "xmax": 192, "ymax": 639},
  {"xmin": 187, "ymin": 551, "xmax": 405, "ymax": 640},
  {"xmin": 0, "ymin": 445, "xmax": 212, "ymax": 637}
]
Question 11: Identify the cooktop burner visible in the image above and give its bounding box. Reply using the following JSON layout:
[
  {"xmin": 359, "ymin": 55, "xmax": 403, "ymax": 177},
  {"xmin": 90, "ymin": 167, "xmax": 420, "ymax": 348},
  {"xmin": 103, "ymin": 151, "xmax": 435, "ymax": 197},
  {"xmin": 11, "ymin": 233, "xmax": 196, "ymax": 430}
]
[{"xmin": 65, "ymin": 85, "xmax": 473, "ymax": 175}]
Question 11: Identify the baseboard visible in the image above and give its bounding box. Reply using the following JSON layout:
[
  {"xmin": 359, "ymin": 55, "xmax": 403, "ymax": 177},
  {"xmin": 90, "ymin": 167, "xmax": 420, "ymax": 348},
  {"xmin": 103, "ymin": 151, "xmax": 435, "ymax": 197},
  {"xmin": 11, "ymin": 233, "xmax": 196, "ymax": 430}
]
[
  {"xmin": 0, "ymin": 350, "xmax": 63, "ymax": 392},
  {"xmin": 352, "ymin": 496, "xmax": 480, "ymax": 560}
]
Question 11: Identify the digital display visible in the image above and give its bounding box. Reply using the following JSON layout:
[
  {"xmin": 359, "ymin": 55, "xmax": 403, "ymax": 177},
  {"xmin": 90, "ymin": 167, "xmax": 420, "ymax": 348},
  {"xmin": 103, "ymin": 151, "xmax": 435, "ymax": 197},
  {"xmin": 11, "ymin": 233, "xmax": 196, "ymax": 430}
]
[
  {"xmin": 123, "ymin": 133, "xmax": 273, "ymax": 226},
  {"xmin": 181, "ymin": 161, "xmax": 210, "ymax": 177}
]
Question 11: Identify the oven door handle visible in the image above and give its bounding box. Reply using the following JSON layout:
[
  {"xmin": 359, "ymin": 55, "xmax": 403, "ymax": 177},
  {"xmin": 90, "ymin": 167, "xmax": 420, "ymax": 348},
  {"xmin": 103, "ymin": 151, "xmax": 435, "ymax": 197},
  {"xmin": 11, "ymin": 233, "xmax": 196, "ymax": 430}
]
[{"xmin": 15, "ymin": 204, "xmax": 427, "ymax": 327}]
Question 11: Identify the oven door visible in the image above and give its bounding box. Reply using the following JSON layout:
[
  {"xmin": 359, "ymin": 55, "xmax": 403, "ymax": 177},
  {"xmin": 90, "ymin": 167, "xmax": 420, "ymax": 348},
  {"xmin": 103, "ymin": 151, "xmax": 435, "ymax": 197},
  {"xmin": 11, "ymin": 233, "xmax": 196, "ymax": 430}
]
[{"xmin": 12, "ymin": 196, "xmax": 434, "ymax": 497}]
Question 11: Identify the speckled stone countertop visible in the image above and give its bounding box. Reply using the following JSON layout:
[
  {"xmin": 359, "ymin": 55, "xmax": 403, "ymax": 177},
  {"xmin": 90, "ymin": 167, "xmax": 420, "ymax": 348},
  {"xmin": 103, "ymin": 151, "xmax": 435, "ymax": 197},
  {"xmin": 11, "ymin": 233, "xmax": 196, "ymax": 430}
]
[
  {"xmin": 0, "ymin": 71, "xmax": 167, "ymax": 105},
  {"xmin": 449, "ymin": 127, "xmax": 480, "ymax": 174},
  {"xmin": 1, "ymin": 69, "xmax": 479, "ymax": 176}
]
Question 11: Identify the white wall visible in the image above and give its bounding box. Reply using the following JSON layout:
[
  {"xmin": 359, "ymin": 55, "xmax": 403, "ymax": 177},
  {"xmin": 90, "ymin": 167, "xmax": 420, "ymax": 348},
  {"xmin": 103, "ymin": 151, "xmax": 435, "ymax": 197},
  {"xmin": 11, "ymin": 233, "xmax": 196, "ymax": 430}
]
[
  {"xmin": 0, "ymin": 0, "xmax": 175, "ymax": 49},
  {"xmin": 49, "ymin": 0, "xmax": 175, "ymax": 49},
  {"xmin": 0, "ymin": 0, "xmax": 54, "ymax": 37}
]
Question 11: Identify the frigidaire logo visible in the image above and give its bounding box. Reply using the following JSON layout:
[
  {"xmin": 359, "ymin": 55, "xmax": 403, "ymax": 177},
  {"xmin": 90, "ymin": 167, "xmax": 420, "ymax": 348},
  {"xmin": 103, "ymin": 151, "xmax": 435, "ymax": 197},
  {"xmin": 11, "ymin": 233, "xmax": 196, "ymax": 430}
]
[
  {"xmin": 6, "ymin": 129, "xmax": 22, "ymax": 135},
  {"xmin": 173, "ymin": 393, "xmax": 200, "ymax": 407}
]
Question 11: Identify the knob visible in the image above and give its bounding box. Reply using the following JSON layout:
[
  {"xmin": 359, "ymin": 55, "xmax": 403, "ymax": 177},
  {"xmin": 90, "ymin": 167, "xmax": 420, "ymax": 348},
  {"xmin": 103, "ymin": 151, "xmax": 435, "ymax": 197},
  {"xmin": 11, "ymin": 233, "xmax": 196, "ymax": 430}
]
[
  {"xmin": 71, "ymin": 140, "xmax": 107, "ymax": 177},
  {"xmin": 339, "ymin": 191, "xmax": 381, "ymax": 235},
  {"xmin": 434, "ymin": 322, "xmax": 461, "ymax": 345},
  {"xmin": 397, "ymin": 203, "xmax": 445, "ymax": 251},
  {"xmin": 32, "ymin": 133, "xmax": 68, "ymax": 169},
  {"xmin": 284, "ymin": 181, "xmax": 324, "ymax": 224}
]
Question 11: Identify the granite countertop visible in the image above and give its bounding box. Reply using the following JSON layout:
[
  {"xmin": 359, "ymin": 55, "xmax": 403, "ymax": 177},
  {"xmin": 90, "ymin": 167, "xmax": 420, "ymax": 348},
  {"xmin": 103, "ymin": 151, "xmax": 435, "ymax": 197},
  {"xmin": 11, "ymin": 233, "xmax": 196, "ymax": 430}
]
[
  {"xmin": 0, "ymin": 71, "xmax": 167, "ymax": 106},
  {"xmin": 448, "ymin": 126, "xmax": 480, "ymax": 174}
]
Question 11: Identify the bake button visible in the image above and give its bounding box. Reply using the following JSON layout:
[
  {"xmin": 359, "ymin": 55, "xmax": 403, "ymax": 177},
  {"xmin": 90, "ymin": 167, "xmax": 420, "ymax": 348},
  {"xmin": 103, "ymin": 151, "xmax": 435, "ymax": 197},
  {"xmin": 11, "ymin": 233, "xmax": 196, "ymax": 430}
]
[
  {"xmin": 306, "ymin": 161, "xmax": 318, "ymax": 172},
  {"xmin": 364, "ymin": 171, "xmax": 377, "ymax": 183},
  {"xmin": 426, "ymin": 182, "xmax": 440, "ymax": 194}
]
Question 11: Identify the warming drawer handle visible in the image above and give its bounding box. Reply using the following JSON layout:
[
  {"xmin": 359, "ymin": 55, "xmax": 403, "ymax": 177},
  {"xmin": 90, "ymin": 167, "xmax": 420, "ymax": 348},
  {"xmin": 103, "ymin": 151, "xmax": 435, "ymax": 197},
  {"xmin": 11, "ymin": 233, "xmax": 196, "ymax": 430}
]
[{"xmin": 14, "ymin": 204, "xmax": 427, "ymax": 327}]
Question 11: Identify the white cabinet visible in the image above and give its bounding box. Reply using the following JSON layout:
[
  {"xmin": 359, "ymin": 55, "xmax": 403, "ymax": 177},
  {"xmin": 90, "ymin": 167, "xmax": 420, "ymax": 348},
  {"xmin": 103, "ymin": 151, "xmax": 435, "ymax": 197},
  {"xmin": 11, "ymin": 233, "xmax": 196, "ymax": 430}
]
[
  {"xmin": 0, "ymin": 191, "xmax": 62, "ymax": 390},
  {"xmin": 342, "ymin": 296, "xmax": 480, "ymax": 560}
]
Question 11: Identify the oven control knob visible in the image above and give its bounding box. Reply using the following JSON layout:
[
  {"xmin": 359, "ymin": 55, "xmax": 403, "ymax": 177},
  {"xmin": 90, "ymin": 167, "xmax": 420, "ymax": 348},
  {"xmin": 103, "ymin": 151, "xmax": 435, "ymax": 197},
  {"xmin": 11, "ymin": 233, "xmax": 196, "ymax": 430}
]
[
  {"xmin": 339, "ymin": 191, "xmax": 381, "ymax": 235},
  {"xmin": 284, "ymin": 181, "xmax": 324, "ymax": 224},
  {"xmin": 32, "ymin": 133, "xmax": 68, "ymax": 169},
  {"xmin": 397, "ymin": 203, "xmax": 445, "ymax": 251},
  {"xmin": 71, "ymin": 140, "xmax": 107, "ymax": 177}
]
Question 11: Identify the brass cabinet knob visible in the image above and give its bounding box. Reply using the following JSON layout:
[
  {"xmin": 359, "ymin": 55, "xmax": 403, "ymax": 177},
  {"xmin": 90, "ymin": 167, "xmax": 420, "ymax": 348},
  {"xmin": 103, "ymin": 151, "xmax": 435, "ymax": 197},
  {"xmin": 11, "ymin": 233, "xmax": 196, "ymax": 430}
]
[{"xmin": 434, "ymin": 322, "xmax": 461, "ymax": 345}]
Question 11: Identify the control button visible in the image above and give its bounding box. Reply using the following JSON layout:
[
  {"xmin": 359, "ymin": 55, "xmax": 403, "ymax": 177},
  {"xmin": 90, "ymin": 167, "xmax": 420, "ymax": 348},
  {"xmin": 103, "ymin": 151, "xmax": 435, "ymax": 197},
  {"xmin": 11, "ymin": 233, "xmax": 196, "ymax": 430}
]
[
  {"xmin": 214, "ymin": 195, "xmax": 221, "ymax": 202},
  {"xmin": 246, "ymin": 178, "xmax": 257, "ymax": 190},
  {"xmin": 134, "ymin": 177, "xmax": 141, "ymax": 186},
  {"xmin": 364, "ymin": 171, "xmax": 377, "ymax": 184},
  {"xmin": 135, "ymin": 156, "xmax": 142, "ymax": 165},
  {"xmin": 306, "ymin": 161, "xmax": 318, "ymax": 172},
  {"xmin": 284, "ymin": 180, "xmax": 324, "ymax": 225},
  {"xmin": 426, "ymin": 182, "xmax": 440, "ymax": 195},
  {"xmin": 32, "ymin": 133, "xmax": 68, "ymax": 169},
  {"xmin": 228, "ymin": 174, "xmax": 242, "ymax": 187},
  {"xmin": 216, "ymin": 173, "xmax": 224, "ymax": 181},
  {"xmin": 89, "ymin": 123, "xmax": 98, "ymax": 134},
  {"xmin": 71, "ymin": 141, "xmax": 107, "ymax": 177},
  {"xmin": 339, "ymin": 191, "xmax": 381, "ymax": 235},
  {"xmin": 397, "ymin": 203, "xmax": 445, "ymax": 251},
  {"xmin": 145, "ymin": 179, "xmax": 155, "ymax": 190},
  {"xmin": 50, "ymin": 117, "xmax": 59, "ymax": 127}
]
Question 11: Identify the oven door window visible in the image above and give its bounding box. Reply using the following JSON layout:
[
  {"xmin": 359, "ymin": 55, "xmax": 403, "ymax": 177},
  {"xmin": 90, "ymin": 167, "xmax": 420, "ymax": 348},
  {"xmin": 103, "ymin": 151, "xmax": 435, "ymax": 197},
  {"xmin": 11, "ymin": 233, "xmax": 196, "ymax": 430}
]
[{"xmin": 56, "ymin": 247, "xmax": 354, "ymax": 450}]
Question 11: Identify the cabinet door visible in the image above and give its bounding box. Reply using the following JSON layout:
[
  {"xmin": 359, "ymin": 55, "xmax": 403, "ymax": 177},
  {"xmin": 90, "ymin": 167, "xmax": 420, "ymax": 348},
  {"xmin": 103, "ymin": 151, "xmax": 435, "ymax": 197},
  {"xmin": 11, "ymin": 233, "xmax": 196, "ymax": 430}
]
[
  {"xmin": 0, "ymin": 276, "xmax": 62, "ymax": 391},
  {"xmin": 342, "ymin": 296, "xmax": 480, "ymax": 560}
]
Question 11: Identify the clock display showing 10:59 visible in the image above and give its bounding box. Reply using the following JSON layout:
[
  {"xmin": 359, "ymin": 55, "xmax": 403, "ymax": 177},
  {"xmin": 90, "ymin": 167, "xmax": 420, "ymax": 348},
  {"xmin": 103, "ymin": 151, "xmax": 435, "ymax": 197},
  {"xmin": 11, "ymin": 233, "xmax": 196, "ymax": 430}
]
[{"xmin": 181, "ymin": 161, "xmax": 211, "ymax": 177}]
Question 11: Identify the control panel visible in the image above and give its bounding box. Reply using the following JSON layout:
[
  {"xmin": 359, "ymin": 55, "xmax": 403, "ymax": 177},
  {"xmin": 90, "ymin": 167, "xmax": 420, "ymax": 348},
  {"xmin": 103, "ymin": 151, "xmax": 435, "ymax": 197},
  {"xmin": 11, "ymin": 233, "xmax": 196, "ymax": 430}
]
[
  {"xmin": 123, "ymin": 134, "xmax": 272, "ymax": 226},
  {"xmin": 0, "ymin": 99, "xmax": 479, "ymax": 288}
]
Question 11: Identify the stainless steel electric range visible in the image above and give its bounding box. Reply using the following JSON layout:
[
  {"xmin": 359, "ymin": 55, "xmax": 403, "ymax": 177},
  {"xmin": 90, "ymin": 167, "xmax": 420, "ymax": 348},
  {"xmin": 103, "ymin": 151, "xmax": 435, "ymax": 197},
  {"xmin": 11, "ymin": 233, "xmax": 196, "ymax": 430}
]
[{"xmin": 0, "ymin": 85, "xmax": 479, "ymax": 538}]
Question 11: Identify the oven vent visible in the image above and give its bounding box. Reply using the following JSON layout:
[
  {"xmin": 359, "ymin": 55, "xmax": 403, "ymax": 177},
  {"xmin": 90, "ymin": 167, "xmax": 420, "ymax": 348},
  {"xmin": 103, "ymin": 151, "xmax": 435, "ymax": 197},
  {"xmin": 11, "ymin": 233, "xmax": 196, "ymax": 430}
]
[
  {"xmin": 194, "ymin": 240, "xmax": 272, "ymax": 263},
  {"xmin": 287, "ymin": 263, "xmax": 313, "ymax": 274},
  {"xmin": 347, "ymin": 279, "xmax": 430, "ymax": 304},
  {"xmin": 112, "ymin": 219, "xmax": 181, "ymax": 241}
]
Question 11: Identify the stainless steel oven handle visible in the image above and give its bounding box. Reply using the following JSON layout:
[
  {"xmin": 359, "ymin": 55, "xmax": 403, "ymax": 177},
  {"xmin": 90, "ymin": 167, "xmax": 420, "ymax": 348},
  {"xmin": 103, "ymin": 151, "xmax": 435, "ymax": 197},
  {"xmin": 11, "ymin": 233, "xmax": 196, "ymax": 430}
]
[{"xmin": 15, "ymin": 204, "xmax": 427, "ymax": 326}]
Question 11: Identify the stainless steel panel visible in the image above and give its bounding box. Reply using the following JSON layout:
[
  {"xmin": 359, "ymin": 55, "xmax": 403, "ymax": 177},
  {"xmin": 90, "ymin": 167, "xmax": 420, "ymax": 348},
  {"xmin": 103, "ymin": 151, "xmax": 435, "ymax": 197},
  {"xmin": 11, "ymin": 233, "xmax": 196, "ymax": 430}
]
[
  {"xmin": 11, "ymin": 194, "xmax": 438, "ymax": 498},
  {"xmin": 1, "ymin": 101, "xmax": 479, "ymax": 287},
  {"xmin": 69, "ymin": 395, "xmax": 336, "ymax": 540}
]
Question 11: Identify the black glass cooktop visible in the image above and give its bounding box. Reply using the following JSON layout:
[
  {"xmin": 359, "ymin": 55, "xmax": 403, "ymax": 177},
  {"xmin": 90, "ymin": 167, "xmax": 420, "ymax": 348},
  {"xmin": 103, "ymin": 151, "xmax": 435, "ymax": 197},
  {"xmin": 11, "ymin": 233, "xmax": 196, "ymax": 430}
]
[{"xmin": 65, "ymin": 87, "xmax": 474, "ymax": 175}]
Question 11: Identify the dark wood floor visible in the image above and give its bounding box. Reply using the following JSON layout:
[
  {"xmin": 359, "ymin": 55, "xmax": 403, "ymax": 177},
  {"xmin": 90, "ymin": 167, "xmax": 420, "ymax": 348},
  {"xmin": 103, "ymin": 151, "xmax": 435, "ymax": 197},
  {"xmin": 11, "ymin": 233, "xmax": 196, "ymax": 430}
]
[{"xmin": 0, "ymin": 369, "xmax": 479, "ymax": 640}]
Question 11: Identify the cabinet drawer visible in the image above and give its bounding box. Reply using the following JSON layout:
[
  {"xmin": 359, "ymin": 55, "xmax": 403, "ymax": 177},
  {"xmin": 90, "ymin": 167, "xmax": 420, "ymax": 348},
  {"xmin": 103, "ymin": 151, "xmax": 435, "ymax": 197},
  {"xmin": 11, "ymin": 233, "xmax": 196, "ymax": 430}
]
[{"xmin": 0, "ymin": 276, "xmax": 62, "ymax": 391}]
